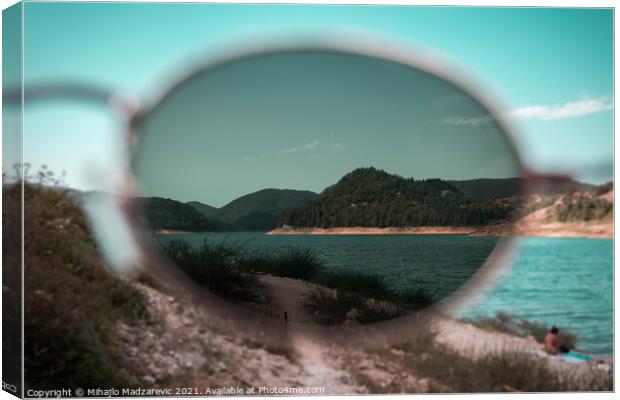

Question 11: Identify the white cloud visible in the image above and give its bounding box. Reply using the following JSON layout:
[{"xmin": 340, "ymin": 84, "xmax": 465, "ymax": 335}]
[
  {"xmin": 441, "ymin": 95, "xmax": 613, "ymax": 127},
  {"xmin": 276, "ymin": 140, "xmax": 319, "ymax": 155},
  {"xmin": 507, "ymin": 96, "xmax": 613, "ymax": 121},
  {"xmin": 243, "ymin": 140, "xmax": 320, "ymax": 161},
  {"xmin": 441, "ymin": 115, "xmax": 493, "ymax": 127}
]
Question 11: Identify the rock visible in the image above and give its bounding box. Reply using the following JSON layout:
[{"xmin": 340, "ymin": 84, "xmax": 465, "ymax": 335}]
[
  {"xmin": 143, "ymin": 375, "xmax": 156, "ymax": 384},
  {"xmin": 214, "ymin": 361, "xmax": 227, "ymax": 372},
  {"xmin": 176, "ymin": 352, "xmax": 207, "ymax": 369},
  {"xmin": 391, "ymin": 349, "xmax": 405, "ymax": 357}
]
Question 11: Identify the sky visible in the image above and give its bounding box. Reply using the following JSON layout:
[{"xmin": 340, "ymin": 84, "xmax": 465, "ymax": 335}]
[{"xmin": 6, "ymin": 3, "xmax": 614, "ymax": 206}]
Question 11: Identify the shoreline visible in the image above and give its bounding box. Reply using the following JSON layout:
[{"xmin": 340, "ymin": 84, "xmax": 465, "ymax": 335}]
[
  {"xmin": 267, "ymin": 226, "xmax": 481, "ymax": 235},
  {"xmin": 267, "ymin": 224, "xmax": 612, "ymax": 239},
  {"xmin": 155, "ymin": 229, "xmax": 192, "ymax": 234}
]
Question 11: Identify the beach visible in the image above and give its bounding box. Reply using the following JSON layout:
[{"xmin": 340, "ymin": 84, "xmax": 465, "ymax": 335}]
[{"xmin": 268, "ymin": 221, "xmax": 612, "ymax": 239}]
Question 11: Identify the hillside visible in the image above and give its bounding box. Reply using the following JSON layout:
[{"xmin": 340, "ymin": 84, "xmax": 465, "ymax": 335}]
[
  {"xmin": 212, "ymin": 188, "xmax": 318, "ymax": 231},
  {"xmin": 278, "ymin": 167, "xmax": 511, "ymax": 229},
  {"xmin": 186, "ymin": 201, "xmax": 218, "ymax": 218},
  {"xmin": 447, "ymin": 178, "xmax": 595, "ymax": 199},
  {"xmin": 136, "ymin": 197, "xmax": 216, "ymax": 232}
]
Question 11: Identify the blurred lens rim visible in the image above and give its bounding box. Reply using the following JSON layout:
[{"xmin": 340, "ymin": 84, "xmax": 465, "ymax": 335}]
[{"xmin": 125, "ymin": 35, "xmax": 526, "ymax": 346}]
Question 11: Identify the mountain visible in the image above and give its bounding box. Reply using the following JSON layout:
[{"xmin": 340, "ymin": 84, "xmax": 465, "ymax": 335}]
[
  {"xmin": 186, "ymin": 201, "xmax": 218, "ymax": 218},
  {"xmin": 448, "ymin": 178, "xmax": 595, "ymax": 199},
  {"xmin": 213, "ymin": 188, "xmax": 319, "ymax": 231},
  {"xmin": 278, "ymin": 167, "xmax": 511, "ymax": 228},
  {"xmin": 135, "ymin": 197, "xmax": 216, "ymax": 232}
]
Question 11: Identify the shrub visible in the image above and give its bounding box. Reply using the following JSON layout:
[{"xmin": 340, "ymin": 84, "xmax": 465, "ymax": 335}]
[
  {"xmin": 391, "ymin": 339, "xmax": 612, "ymax": 392},
  {"xmin": 4, "ymin": 180, "xmax": 150, "ymax": 390},
  {"xmin": 301, "ymin": 284, "xmax": 410, "ymax": 325},
  {"xmin": 160, "ymin": 239, "xmax": 259, "ymax": 302},
  {"xmin": 465, "ymin": 312, "xmax": 577, "ymax": 350},
  {"xmin": 242, "ymin": 247, "xmax": 324, "ymax": 280}
]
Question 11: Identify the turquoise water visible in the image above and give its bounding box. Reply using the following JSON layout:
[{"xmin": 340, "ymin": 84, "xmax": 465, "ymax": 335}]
[
  {"xmin": 157, "ymin": 233, "xmax": 612, "ymax": 355},
  {"xmin": 463, "ymin": 237, "xmax": 613, "ymax": 356}
]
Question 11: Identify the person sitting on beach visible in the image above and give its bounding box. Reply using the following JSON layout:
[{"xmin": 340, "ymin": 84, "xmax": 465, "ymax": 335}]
[
  {"xmin": 544, "ymin": 326, "xmax": 569, "ymax": 354},
  {"xmin": 544, "ymin": 326, "xmax": 560, "ymax": 354}
]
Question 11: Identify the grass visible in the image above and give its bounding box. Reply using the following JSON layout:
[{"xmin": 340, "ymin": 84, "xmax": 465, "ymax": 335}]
[
  {"xmin": 239, "ymin": 247, "xmax": 323, "ymax": 280},
  {"xmin": 159, "ymin": 239, "xmax": 437, "ymax": 324},
  {"xmin": 160, "ymin": 239, "xmax": 259, "ymax": 303},
  {"xmin": 300, "ymin": 283, "xmax": 432, "ymax": 325},
  {"xmin": 352, "ymin": 330, "xmax": 612, "ymax": 393},
  {"xmin": 464, "ymin": 311, "xmax": 577, "ymax": 350},
  {"xmin": 4, "ymin": 179, "xmax": 150, "ymax": 390},
  {"xmin": 410, "ymin": 346, "xmax": 611, "ymax": 392},
  {"xmin": 158, "ymin": 239, "xmax": 438, "ymax": 325}
]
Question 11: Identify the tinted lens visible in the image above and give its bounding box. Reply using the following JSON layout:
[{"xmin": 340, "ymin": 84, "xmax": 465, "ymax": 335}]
[{"xmin": 131, "ymin": 49, "xmax": 523, "ymax": 327}]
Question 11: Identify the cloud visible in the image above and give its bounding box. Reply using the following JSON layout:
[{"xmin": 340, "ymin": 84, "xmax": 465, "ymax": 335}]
[
  {"xmin": 507, "ymin": 96, "xmax": 613, "ymax": 121},
  {"xmin": 441, "ymin": 115, "xmax": 493, "ymax": 127},
  {"xmin": 243, "ymin": 140, "xmax": 320, "ymax": 161},
  {"xmin": 441, "ymin": 96, "xmax": 613, "ymax": 127},
  {"xmin": 276, "ymin": 140, "xmax": 319, "ymax": 155}
]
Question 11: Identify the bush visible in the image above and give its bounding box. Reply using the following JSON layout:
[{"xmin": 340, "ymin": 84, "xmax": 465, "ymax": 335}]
[
  {"xmin": 162, "ymin": 239, "xmax": 436, "ymax": 323},
  {"xmin": 465, "ymin": 312, "xmax": 577, "ymax": 350},
  {"xmin": 241, "ymin": 247, "xmax": 324, "ymax": 280},
  {"xmin": 160, "ymin": 239, "xmax": 258, "ymax": 302},
  {"xmin": 301, "ymin": 284, "xmax": 411, "ymax": 325},
  {"xmin": 4, "ymin": 180, "xmax": 150, "ymax": 390},
  {"xmin": 391, "ymin": 339, "xmax": 612, "ymax": 392}
]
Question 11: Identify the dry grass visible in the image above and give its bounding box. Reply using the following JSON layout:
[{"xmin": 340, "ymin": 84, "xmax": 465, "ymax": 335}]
[
  {"xmin": 4, "ymin": 179, "xmax": 150, "ymax": 390},
  {"xmin": 464, "ymin": 311, "xmax": 577, "ymax": 350}
]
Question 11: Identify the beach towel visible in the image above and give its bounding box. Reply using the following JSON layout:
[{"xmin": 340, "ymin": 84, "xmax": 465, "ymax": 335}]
[{"xmin": 548, "ymin": 351, "xmax": 592, "ymax": 364}]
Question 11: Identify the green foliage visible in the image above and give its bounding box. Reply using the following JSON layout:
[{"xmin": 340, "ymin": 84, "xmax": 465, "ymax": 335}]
[
  {"xmin": 160, "ymin": 239, "xmax": 258, "ymax": 302},
  {"xmin": 465, "ymin": 311, "xmax": 577, "ymax": 350},
  {"xmin": 211, "ymin": 188, "xmax": 318, "ymax": 229},
  {"xmin": 553, "ymin": 197, "xmax": 612, "ymax": 222},
  {"xmin": 3, "ymin": 179, "xmax": 150, "ymax": 390},
  {"xmin": 137, "ymin": 196, "xmax": 216, "ymax": 232},
  {"xmin": 161, "ymin": 238, "xmax": 435, "ymax": 323},
  {"xmin": 448, "ymin": 178, "xmax": 524, "ymax": 198},
  {"xmin": 593, "ymin": 181, "xmax": 613, "ymax": 196},
  {"xmin": 279, "ymin": 167, "xmax": 511, "ymax": 228},
  {"xmin": 240, "ymin": 247, "xmax": 324, "ymax": 280},
  {"xmin": 301, "ymin": 285, "xmax": 409, "ymax": 325},
  {"xmin": 412, "ymin": 347, "xmax": 575, "ymax": 392}
]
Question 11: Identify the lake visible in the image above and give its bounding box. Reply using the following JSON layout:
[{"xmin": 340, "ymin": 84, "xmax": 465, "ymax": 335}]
[
  {"xmin": 462, "ymin": 237, "xmax": 613, "ymax": 356},
  {"xmin": 156, "ymin": 233, "xmax": 612, "ymax": 355}
]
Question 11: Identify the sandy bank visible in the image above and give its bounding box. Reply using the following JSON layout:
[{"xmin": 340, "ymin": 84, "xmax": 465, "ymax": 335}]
[
  {"xmin": 155, "ymin": 229, "xmax": 192, "ymax": 234},
  {"xmin": 257, "ymin": 275, "xmax": 611, "ymax": 371},
  {"xmin": 513, "ymin": 222, "xmax": 612, "ymax": 239},
  {"xmin": 268, "ymin": 226, "xmax": 480, "ymax": 235},
  {"xmin": 268, "ymin": 223, "xmax": 612, "ymax": 239}
]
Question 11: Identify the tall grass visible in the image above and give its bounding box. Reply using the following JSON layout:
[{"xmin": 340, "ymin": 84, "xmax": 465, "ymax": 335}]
[
  {"xmin": 160, "ymin": 239, "xmax": 259, "ymax": 302},
  {"xmin": 412, "ymin": 346, "xmax": 611, "ymax": 392},
  {"xmin": 160, "ymin": 239, "xmax": 437, "ymax": 324},
  {"xmin": 301, "ymin": 283, "xmax": 432, "ymax": 326},
  {"xmin": 377, "ymin": 331, "xmax": 612, "ymax": 392},
  {"xmin": 240, "ymin": 247, "xmax": 323, "ymax": 280},
  {"xmin": 5, "ymin": 180, "xmax": 150, "ymax": 390},
  {"xmin": 464, "ymin": 311, "xmax": 578, "ymax": 350}
]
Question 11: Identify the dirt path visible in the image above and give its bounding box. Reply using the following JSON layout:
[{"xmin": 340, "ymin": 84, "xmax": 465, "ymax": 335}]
[{"xmin": 258, "ymin": 276, "xmax": 364, "ymax": 394}]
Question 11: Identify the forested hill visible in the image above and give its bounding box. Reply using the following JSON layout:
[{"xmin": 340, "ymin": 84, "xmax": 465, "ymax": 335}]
[
  {"xmin": 278, "ymin": 167, "xmax": 511, "ymax": 228},
  {"xmin": 447, "ymin": 178, "xmax": 595, "ymax": 199},
  {"xmin": 135, "ymin": 197, "xmax": 216, "ymax": 232}
]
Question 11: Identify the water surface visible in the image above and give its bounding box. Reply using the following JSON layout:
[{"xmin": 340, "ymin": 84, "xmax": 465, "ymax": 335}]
[{"xmin": 156, "ymin": 233, "xmax": 612, "ymax": 355}]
